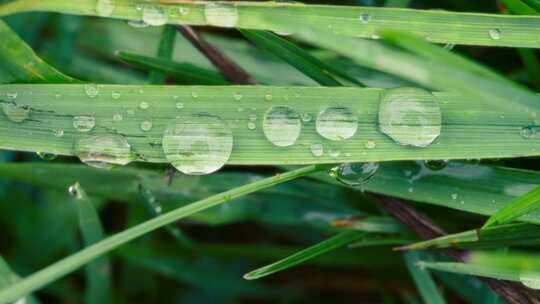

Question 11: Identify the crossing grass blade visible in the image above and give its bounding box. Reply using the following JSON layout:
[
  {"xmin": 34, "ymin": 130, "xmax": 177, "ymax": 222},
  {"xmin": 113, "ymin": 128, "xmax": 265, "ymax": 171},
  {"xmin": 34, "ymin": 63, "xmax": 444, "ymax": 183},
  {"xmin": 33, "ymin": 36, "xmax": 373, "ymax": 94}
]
[
  {"xmin": 483, "ymin": 185, "xmax": 540, "ymax": 228},
  {"xmin": 0, "ymin": 20, "xmax": 77, "ymax": 84},
  {"xmin": 0, "ymin": 257, "xmax": 40, "ymax": 304},
  {"xmin": 147, "ymin": 25, "xmax": 176, "ymax": 84},
  {"xmin": 404, "ymin": 252, "xmax": 446, "ymax": 304},
  {"xmin": 243, "ymin": 231, "xmax": 364, "ymax": 280},
  {"xmin": 1, "ymin": 1, "xmax": 540, "ymax": 48},
  {"xmin": 70, "ymin": 183, "xmax": 111, "ymax": 304},
  {"xmin": 0, "ymin": 164, "xmax": 327, "ymax": 304}
]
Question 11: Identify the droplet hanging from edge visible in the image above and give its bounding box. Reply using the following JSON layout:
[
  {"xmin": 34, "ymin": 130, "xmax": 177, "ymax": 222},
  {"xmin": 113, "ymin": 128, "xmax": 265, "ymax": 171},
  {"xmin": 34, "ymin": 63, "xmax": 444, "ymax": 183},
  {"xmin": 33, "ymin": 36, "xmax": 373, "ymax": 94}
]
[
  {"xmin": 37, "ymin": 152, "xmax": 57, "ymax": 161},
  {"xmin": 378, "ymin": 87, "xmax": 441, "ymax": 147},
  {"xmin": 84, "ymin": 84, "xmax": 100, "ymax": 98},
  {"xmin": 204, "ymin": 2, "xmax": 239, "ymax": 28},
  {"xmin": 423, "ymin": 160, "xmax": 448, "ymax": 171},
  {"xmin": 262, "ymin": 106, "xmax": 301, "ymax": 147},
  {"xmin": 329, "ymin": 162, "xmax": 379, "ymax": 187},
  {"xmin": 96, "ymin": 0, "xmax": 115, "ymax": 17},
  {"xmin": 316, "ymin": 107, "xmax": 358, "ymax": 141},
  {"xmin": 162, "ymin": 113, "xmax": 233, "ymax": 175},
  {"xmin": 1, "ymin": 102, "xmax": 30, "ymax": 123},
  {"xmin": 488, "ymin": 29, "xmax": 501, "ymax": 40},
  {"xmin": 519, "ymin": 273, "xmax": 540, "ymax": 290},
  {"xmin": 310, "ymin": 143, "xmax": 323, "ymax": 157},
  {"xmin": 74, "ymin": 134, "xmax": 133, "ymax": 169},
  {"xmin": 142, "ymin": 4, "xmax": 168, "ymax": 26},
  {"xmin": 73, "ymin": 116, "xmax": 96, "ymax": 132}
]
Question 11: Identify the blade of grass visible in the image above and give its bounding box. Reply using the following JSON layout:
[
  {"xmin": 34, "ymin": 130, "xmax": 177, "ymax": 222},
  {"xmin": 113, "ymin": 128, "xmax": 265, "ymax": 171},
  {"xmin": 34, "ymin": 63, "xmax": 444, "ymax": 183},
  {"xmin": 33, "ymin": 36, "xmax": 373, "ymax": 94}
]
[
  {"xmin": 522, "ymin": 0, "xmax": 540, "ymax": 11},
  {"xmin": 404, "ymin": 251, "xmax": 446, "ymax": 304},
  {"xmin": 0, "ymin": 164, "xmax": 327, "ymax": 304},
  {"xmin": 0, "ymin": 257, "xmax": 40, "ymax": 304},
  {"xmin": 70, "ymin": 183, "xmax": 111, "ymax": 304},
  {"xmin": 501, "ymin": 0, "xmax": 538, "ymax": 14},
  {"xmin": 148, "ymin": 25, "xmax": 176, "ymax": 84},
  {"xmin": 243, "ymin": 231, "xmax": 364, "ymax": 280},
  {"xmin": 2, "ymin": 1, "xmax": 540, "ymax": 48},
  {"xmin": 348, "ymin": 236, "xmax": 414, "ymax": 248},
  {"xmin": 483, "ymin": 185, "xmax": 540, "ymax": 228}
]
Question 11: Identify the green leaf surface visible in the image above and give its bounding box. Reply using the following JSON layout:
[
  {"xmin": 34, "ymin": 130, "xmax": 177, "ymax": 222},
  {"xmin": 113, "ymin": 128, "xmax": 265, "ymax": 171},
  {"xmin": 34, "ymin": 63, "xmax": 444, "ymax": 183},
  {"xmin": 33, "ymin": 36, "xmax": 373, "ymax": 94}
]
[
  {"xmin": 483, "ymin": 185, "xmax": 540, "ymax": 228},
  {"xmin": 404, "ymin": 252, "xmax": 445, "ymax": 304}
]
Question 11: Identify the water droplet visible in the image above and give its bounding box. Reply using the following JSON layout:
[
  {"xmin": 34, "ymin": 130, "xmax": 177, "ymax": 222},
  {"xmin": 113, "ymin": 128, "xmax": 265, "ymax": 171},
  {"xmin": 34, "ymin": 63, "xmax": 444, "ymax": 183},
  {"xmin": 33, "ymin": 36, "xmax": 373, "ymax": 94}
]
[
  {"xmin": 174, "ymin": 102, "xmax": 184, "ymax": 110},
  {"xmin": 274, "ymin": 31, "xmax": 292, "ymax": 36},
  {"xmin": 262, "ymin": 106, "xmax": 301, "ymax": 147},
  {"xmin": 316, "ymin": 107, "xmax": 358, "ymax": 141},
  {"xmin": 53, "ymin": 129, "xmax": 64, "ymax": 137},
  {"xmin": 191, "ymin": 92, "xmax": 199, "ymax": 99},
  {"xmin": 301, "ymin": 113, "xmax": 312, "ymax": 123},
  {"xmin": 179, "ymin": 6, "xmax": 190, "ymax": 15},
  {"xmin": 140, "ymin": 120, "xmax": 153, "ymax": 131},
  {"xmin": 520, "ymin": 273, "xmax": 540, "ymax": 290},
  {"xmin": 113, "ymin": 113, "xmax": 123, "ymax": 122},
  {"xmin": 264, "ymin": 94, "xmax": 273, "ymax": 101},
  {"xmin": 163, "ymin": 113, "xmax": 233, "ymax": 175},
  {"xmin": 378, "ymin": 87, "xmax": 441, "ymax": 147},
  {"xmin": 233, "ymin": 93, "xmax": 243, "ymax": 101},
  {"xmin": 127, "ymin": 20, "xmax": 149, "ymax": 28},
  {"xmin": 423, "ymin": 160, "xmax": 448, "ymax": 171},
  {"xmin": 139, "ymin": 101, "xmax": 149, "ymax": 110},
  {"xmin": 74, "ymin": 134, "xmax": 133, "ymax": 168},
  {"xmin": 310, "ymin": 143, "xmax": 324, "ymax": 157},
  {"xmin": 488, "ymin": 29, "xmax": 501, "ymax": 40},
  {"xmin": 1, "ymin": 102, "xmax": 29, "ymax": 123},
  {"xmin": 111, "ymin": 91, "xmax": 121, "ymax": 99},
  {"xmin": 520, "ymin": 126, "xmax": 536, "ymax": 139},
  {"xmin": 247, "ymin": 122, "xmax": 256, "ymax": 130},
  {"xmin": 37, "ymin": 152, "xmax": 57, "ymax": 161},
  {"xmin": 329, "ymin": 162, "xmax": 379, "ymax": 186},
  {"xmin": 365, "ymin": 140, "xmax": 376, "ymax": 149},
  {"xmin": 408, "ymin": 187, "xmax": 414, "ymax": 193},
  {"xmin": 359, "ymin": 13, "xmax": 371, "ymax": 24},
  {"xmin": 73, "ymin": 116, "xmax": 96, "ymax": 132},
  {"xmin": 96, "ymin": 0, "xmax": 115, "ymax": 16},
  {"xmin": 329, "ymin": 149, "xmax": 341, "ymax": 158},
  {"xmin": 204, "ymin": 2, "xmax": 239, "ymax": 28},
  {"xmin": 6, "ymin": 92, "xmax": 17, "ymax": 101},
  {"xmin": 84, "ymin": 84, "xmax": 100, "ymax": 98},
  {"xmin": 142, "ymin": 5, "xmax": 167, "ymax": 26},
  {"xmin": 451, "ymin": 193, "xmax": 458, "ymax": 200}
]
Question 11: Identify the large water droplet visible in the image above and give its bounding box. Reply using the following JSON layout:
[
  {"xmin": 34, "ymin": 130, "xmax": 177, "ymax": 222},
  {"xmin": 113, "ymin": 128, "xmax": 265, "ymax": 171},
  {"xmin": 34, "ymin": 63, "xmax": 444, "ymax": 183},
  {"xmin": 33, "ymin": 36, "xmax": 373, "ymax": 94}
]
[
  {"xmin": 84, "ymin": 84, "xmax": 100, "ymax": 98},
  {"xmin": 316, "ymin": 107, "xmax": 358, "ymax": 141},
  {"xmin": 74, "ymin": 134, "xmax": 133, "ymax": 168},
  {"xmin": 378, "ymin": 87, "xmax": 441, "ymax": 147},
  {"xmin": 329, "ymin": 162, "xmax": 379, "ymax": 187},
  {"xmin": 262, "ymin": 106, "xmax": 301, "ymax": 147},
  {"xmin": 520, "ymin": 273, "xmax": 540, "ymax": 290},
  {"xmin": 73, "ymin": 116, "xmax": 96, "ymax": 132},
  {"xmin": 96, "ymin": 0, "xmax": 115, "ymax": 16},
  {"xmin": 1, "ymin": 102, "xmax": 30, "ymax": 123},
  {"xmin": 488, "ymin": 29, "xmax": 501, "ymax": 40},
  {"xmin": 142, "ymin": 5, "xmax": 168, "ymax": 26},
  {"xmin": 162, "ymin": 113, "xmax": 233, "ymax": 175},
  {"xmin": 204, "ymin": 2, "xmax": 239, "ymax": 28}
]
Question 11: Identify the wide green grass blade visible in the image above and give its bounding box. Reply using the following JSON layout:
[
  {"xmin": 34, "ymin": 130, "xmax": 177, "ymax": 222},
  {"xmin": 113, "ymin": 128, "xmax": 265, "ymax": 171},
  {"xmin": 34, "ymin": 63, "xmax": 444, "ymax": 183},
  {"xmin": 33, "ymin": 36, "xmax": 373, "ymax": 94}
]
[
  {"xmin": 404, "ymin": 252, "xmax": 445, "ymax": 304},
  {"xmin": 2, "ymin": 1, "xmax": 540, "ymax": 48},
  {"xmin": 0, "ymin": 20, "xmax": 77, "ymax": 84},
  {"xmin": 0, "ymin": 164, "xmax": 326, "ymax": 304},
  {"xmin": 70, "ymin": 183, "xmax": 111, "ymax": 304},
  {"xmin": 117, "ymin": 51, "xmax": 228, "ymax": 85},
  {"xmin": 244, "ymin": 231, "xmax": 364, "ymax": 280},
  {"xmin": 483, "ymin": 185, "xmax": 540, "ymax": 228},
  {"xmin": 1, "ymin": 84, "xmax": 539, "ymax": 164},
  {"xmin": 239, "ymin": 29, "xmax": 360, "ymax": 86},
  {"xmin": 148, "ymin": 25, "xmax": 176, "ymax": 84}
]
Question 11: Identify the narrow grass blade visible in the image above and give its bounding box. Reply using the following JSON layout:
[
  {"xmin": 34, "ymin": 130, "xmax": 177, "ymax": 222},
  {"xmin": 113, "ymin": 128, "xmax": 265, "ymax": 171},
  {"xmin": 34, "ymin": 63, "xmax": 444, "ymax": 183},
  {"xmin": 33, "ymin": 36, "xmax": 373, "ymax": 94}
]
[
  {"xmin": 501, "ymin": 0, "xmax": 538, "ymax": 14},
  {"xmin": 0, "ymin": 20, "xmax": 77, "ymax": 84},
  {"xmin": 148, "ymin": 25, "xmax": 176, "ymax": 84},
  {"xmin": 0, "ymin": 164, "xmax": 326, "ymax": 304},
  {"xmin": 239, "ymin": 29, "xmax": 358, "ymax": 86},
  {"xmin": 483, "ymin": 185, "xmax": 540, "ymax": 228},
  {"xmin": 0, "ymin": 257, "xmax": 39, "ymax": 304},
  {"xmin": 404, "ymin": 252, "xmax": 446, "ymax": 304},
  {"xmin": 522, "ymin": 0, "xmax": 540, "ymax": 11},
  {"xmin": 244, "ymin": 231, "xmax": 364, "ymax": 280},
  {"xmin": 348, "ymin": 236, "xmax": 414, "ymax": 248},
  {"xmin": 117, "ymin": 51, "xmax": 227, "ymax": 85},
  {"xmin": 70, "ymin": 183, "xmax": 111, "ymax": 304},
  {"xmin": 2, "ymin": 1, "xmax": 540, "ymax": 48}
]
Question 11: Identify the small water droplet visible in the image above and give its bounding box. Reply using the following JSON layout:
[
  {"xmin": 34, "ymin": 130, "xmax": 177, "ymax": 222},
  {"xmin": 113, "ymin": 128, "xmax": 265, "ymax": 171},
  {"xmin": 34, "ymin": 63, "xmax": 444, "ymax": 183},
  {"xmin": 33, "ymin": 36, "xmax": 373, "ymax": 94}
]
[
  {"xmin": 329, "ymin": 149, "xmax": 341, "ymax": 157},
  {"xmin": 316, "ymin": 107, "xmax": 358, "ymax": 141},
  {"xmin": 274, "ymin": 31, "xmax": 292, "ymax": 36},
  {"xmin": 408, "ymin": 187, "xmax": 414, "ymax": 193},
  {"xmin": 176, "ymin": 102, "xmax": 184, "ymax": 109},
  {"xmin": 520, "ymin": 126, "xmax": 536, "ymax": 139},
  {"xmin": 301, "ymin": 113, "xmax": 312, "ymax": 123},
  {"xmin": 1, "ymin": 102, "xmax": 30, "ymax": 123},
  {"xmin": 37, "ymin": 152, "xmax": 57, "ymax": 161},
  {"xmin": 128, "ymin": 20, "xmax": 149, "ymax": 28},
  {"xmin": 142, "ymin": 5, "xmax": 167, "ymax": 26},
  {"xmin": 359, "ymin": 13, "xmax": 371, "ymax": 24},
  {"xmin": 233, "ymin": 93, "xmax": 243, "ymax": 101},
  {"xmin": 179, "ymin": 6, "xmax": 190, "ymax": 16},
  {"xmin": 140, "ymin": 120, "xmax": 153, "ymax": 131},
  {"xmin": 53, "ymin": 129, "xmax": 64, "ymax": 137},
  {"xmin": 329, "ymin": 162, "xmax": 379, "ymax": 187},
  {"xmin": 74, "ymin": 134, "xmax": 133, "ymax": 168},
  {"xmin": 111, "ymin": 91, "xmax": 121, "ymax": 99},
  {"xmin": 264, "ymin": 94, "xmax": 273, "ymax": 101},
  {"xmin": 139, "ymin": 101, "xmax": 149, "ymax": 110},
  {"xmin": 451, "ymin": 193, "xmax": 458, "ymax": 200},
  {"xmin": 443, "ymin": 43, "xmax": 455, "ymax": 50},
  {"xmin": 488, "ymin": 29, "xmax": 501, "ymax": 40},
  {"xmin": 204, "ymin": 2, "xmax": 239, "ymax": 28},
  {"xmin": 247, "ymin": 122, "xmax": 256, "ymax": 130},
  {"xmin": 113, "ymin": 113, "xmax": 123, "ymax": 122},
  {"xmin": 423, "ymin": 160, "xmax": 448, "ymax": 171},
  {"xmin": 192, "ymin": 92, "xmax": 199, "ymax": 99},
  {"xmin": 310, "ymin": 143, "xmax": 324, "ymax": 157},
  {"xmin": 365, "ymin": 140, "xmax": 376, "ymax": 149},
  {"xmin": 162, "ymin": 113, "xmax": 233, "ymax": 175},
  {"xmin": 84, "ymin": 84, "xmax": 100, "ymax": 98},
  {"xmin": 73, "ymin": 116, "xmax": 96, "ymax": 132},
  {"xmin": 6, "ymin": 92, "xmax": 17, "ymax": 101},
  {"xmin": 520, "ymin": 273, "xmax": 540, "ymax": 290},
  {"xmin": 378, "ymin": 87, "xmax": 441, "ymax": 147},
  {"xmin": 262, "ymin": 106, "xmax": 301, "ymax": 147},
  {"xmin": 96, "ymin": 0, "xmax": 115, "ymax": 16}
]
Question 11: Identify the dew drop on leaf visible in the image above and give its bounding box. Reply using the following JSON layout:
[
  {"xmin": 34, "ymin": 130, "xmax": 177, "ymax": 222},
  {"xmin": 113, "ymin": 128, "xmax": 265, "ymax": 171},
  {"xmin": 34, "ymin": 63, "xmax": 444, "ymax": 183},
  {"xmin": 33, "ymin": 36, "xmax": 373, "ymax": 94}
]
[
  {"xmin": 329, "ymin": 162, "xmax": 379, "ymax": 187},
  {"xmin": 378, "ymin": 87, "xmax": 441, "ymax": 147},
  {"xmin": 262, "ymin": 106, "xmax": 301, "ymax": 147},
  {"xmin": 142, "ymin": 5, "xmax": 168, "ymax": 26},
  {"xmin": 176, "ymin": 102, "xmax": 184, "ymax": 109},
  {"xmin": 316, "ymin": 107, "xmax": 358, "ymax": 141},
  {"xmin": 310, "ymin": 143, "xmax": 324, "ymax": 157},
  {"xmin": 359, "ymin": 13, "xmax": 371, "ymax": 24},
  {"xmin": 74, "ymin": 134, "xmax": 133, "ymax": 169},
  {"xmin": 1, "ymin": 102, "xmax": 30, "ymax": 123},
  {"xmin": 111, "ymin": 91, "xmax": 121, "ymax": 99},
  {"xmin": 247, "ymin": 122, "xmax": 256, "ymax": 130},
  {"xmin": 140, "ymin": 121, "xmax": 153, "ymax": 131},
  {"xmin": 488, "ymin": 29, "xmax": 501, "ymax": 40},
  {"xmin": 520, "ymin": 126, "xmax": 536, "ymax": 139},
  {"xmin": 84, "ymin": 84, "xmax": 100, "ymax": 98},
  {"xmin": 204, "ymin": 2, "xmax": 239, "ymax": 28},
  {"xmin": 73, "ymin": 116, "xmax": 96, "ymax": 132},
  {"xmin": 365, "ymin": 140, "xmax": 376, "ymax": 149},
  {"xmin": 233, "ymin": 93, "xmax": 243, "ymax": 101},
  {"xmin": 423, "ymin": 160, "xmax": 448, "ymax": 171},
  {"xmin": 139, "ymin": 101, "xmax": 149, "ymax": 110},
  {"xmin": 162, "ymin": 113, "xmax": 233, "ymax": 175}
]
